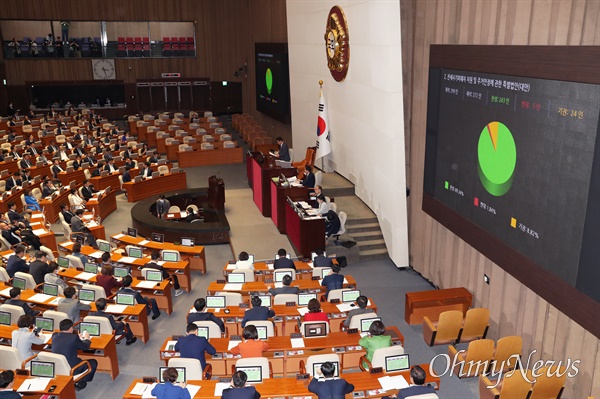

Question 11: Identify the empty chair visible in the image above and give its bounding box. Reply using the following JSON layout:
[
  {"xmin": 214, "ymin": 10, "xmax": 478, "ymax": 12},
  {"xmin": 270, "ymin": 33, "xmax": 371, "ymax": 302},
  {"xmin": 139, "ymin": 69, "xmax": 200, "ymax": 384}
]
[
  {"xmin": 490, "ymin": 336, "xmax": 523, "ymax": 374},
  {"xmin": 178, "ymin": 144, "xmax": 190, "ymax": 152},
  {"xmin": 302, "ymin": 354, "xmax": 341, "ymax": 377},
  {"xmin": 299, "ymin": 321, "xmax": 330, "ymax": 337},
  {"xmin": 14, "ymin": 272, "xmax": 37, "ymax": 290},
  {"xmin": 479, "ymin": 369, "xmax": 532, "ymax": 399},
  {"xmin": 458, "ymin": 308, "xmax": 490, "ymax": 343},
  {"xmin": 332, "ymin": 211, "xmax": 347, "ymax": 243},
  {"xmin": 36, "ymin": 352, "xmax": 91, "ymax": 385},
  {"xmin": 325, "ymin": 288, "xmax": 346, "ymax": 302},
  {"xmin": 273, "ymin": 294, "xmax": 298, "ymax": 305},
  {"xmin": 168, "ymin": 358, "xmax": 207, "ymax": 380},
  {"xmin": 359, "ymin": 345, "xmax": 405, "ymax": 372},
  {"xmin": 234, "ymin": 357, "xmax": 272, "ymax": 379},
  {"xmin": 315, "ymin": 171, "xmax": 323, "ymax": 187},
  {"xmin": 196, "ymin": 128, "xmax": 207, "ymax": 136},
  {"xmin": 0, "ymin": 235, "xmax": 15, "ymax": 251},
  {"xmin": 66, "ymin": 254, "xmax": 84, "ymax": 270},
  {"xmin": 192, "ymin": 320, "xmax": 223, "ymax": 338},
  {"xmin": 60, "ymin": 221, "xmax": 72, "ymax": 238},
  {"xmin": 528, "ymin": 366, "xmax": 567, "ymax": 399},
  {"xmin": 223, "ymin": 140, "xmax": 236, "ymax": 149},
  {"xmin": 448, "ymin": 339, "xmax": 495, "ymax": 378},
  {"xmin": 0, "ymin": 346, "xmax": 33, "ymax": 370},
  {"xmin": 42, "ymin": 310, "xmax": 69, "ymax": 328},
  {"xmin": 167, "ymin": 205, "xmax": 180, "ymax": 213},
  {"xmin": 423, "ymin": 310, "xmax": 463, "ymax": 346},
  {"xmin": 215, "ymin": 292, "xmax": 243, "ymax": 307},
  {"xmin": 201, "ymin": 142, "xmax": 214, "ymax": 150},
  {"xmin": 0, "ymin": 304, "xmax": 25, "ymax": 323},
  {"xmin": 329, "ymin": 202, "xmax": 338, "ymax": 213},
  {"xmin": 219, "ymin": 133, "xmax": 232, "ymax": 141},
  {"xmin": 158, "ymin": 165, "xmax": 169, "ymax": 175},
  {"xmin": 0, "ymin": 268, "xmax": 10, "ymax": 282}
]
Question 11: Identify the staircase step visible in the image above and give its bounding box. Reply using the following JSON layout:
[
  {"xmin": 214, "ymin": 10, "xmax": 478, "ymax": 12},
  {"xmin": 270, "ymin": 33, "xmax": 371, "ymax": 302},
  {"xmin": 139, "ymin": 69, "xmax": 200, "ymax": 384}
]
[
  {"xmin": 359, "ymin": 248, "xmax": 390, "ymax": 261},
  {"xmin": 346, "ymin": 222, "xmax": 380, "ymax": 233},
  {"xmin": 357, "ymin": 239, "xmax": 387, "ymax": 251},
  {"xmin": 350, "ymin": 230, "xmax": 383, "ymax": 241},
  {"xmin": 327, "ymin": 187, "xmax": 356, "ymax": 198},
  {"xmin": 345, "ymin": 217, "xmax": 378, "ymax": 225}
]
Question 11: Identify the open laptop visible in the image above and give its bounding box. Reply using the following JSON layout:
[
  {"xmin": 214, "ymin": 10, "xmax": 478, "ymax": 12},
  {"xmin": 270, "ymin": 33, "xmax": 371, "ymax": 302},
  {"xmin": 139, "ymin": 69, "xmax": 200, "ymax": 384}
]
[
  {"xmin": 385, "ymin": 353, "xmax": 410, "ymax": 373},
  {"xmin": 235, "ymin": 366, "xmax": 262, "ymax": 383},
  {"xmin": 206, "ymin": 296, "xmax": 226, "ymax": 309},
  {"xmin": 115, "ymin": 292, "xmax": 135, "ymax": 306},
  {"xmin": 159, "ymin": 367, "xmax": 186, "ymax": 383},
  {"xmin": 30, "ymin": 360, "xmax": 55, "ymax": 378},
  {"xmin": 79, "ymin": 321, "xmax": 101, "ymax": 336}
]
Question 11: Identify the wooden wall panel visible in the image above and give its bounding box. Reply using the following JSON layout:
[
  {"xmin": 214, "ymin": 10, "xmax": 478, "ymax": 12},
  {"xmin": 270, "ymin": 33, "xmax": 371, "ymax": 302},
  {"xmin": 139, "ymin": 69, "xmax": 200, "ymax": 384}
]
[{"xmin": 402, "ymin": 0, "xmax": 600, "ymax": 397}]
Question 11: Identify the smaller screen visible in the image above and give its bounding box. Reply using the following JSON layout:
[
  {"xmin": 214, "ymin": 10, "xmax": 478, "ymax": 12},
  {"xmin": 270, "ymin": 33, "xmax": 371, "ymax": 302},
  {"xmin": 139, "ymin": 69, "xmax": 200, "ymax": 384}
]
[
  {"xmin": 181, "ymin": 237, "xmax": 195, "ymax": 247},
  {"xmin": 30, "ymin": 361, "xmax": 55, "ymax": 378},
  {"xmin": 80, "ymin": 322, "xmax": 100, "ymax": 336},
  {"xmin": 311, "ymin": 252, "xmax": 326, "ymax": 261},
  {"xmin": 236, "ymin": 366, "xmax": 262, "ymax": 383},
  {"xmin": 321, "ymin": 268, "xmax": 332, "ymax": 279},
  {"xmin": 116, "ymin": 292, "xmax": 135, "ymax": 306},
  {"xmin": 79, "ymin": 288, "xmax": 95, "ymax": 302},
  {"xmin": 274, "ymin": 270, "xmax": 292, "ymax": 283},
  {"xmin": 113, "ymin": 266, "xmax": 129, "ymax": 278},
  {"xmin": 258, "ymin": 295, "xmax": 271, "ymax": 308},
  {"xmin": 127, "ymin": 228, "xmax": 138, "ymax": 237},
  {"xmin": 151, "ymin": 233, "xmax": 164, "ymax": 243},
  {"xmin": 298, "ymin": 293, "xmax": 317, "ymax": 306},
  {"xmin": 162, "ymin": 251, "xmax": 178, "ymax": 262},
  {"xmin": 98, "ymin": 242, "xmax": 111, "ymax": 252},
  {"xmin": 248, "ymin": 254, "xmax": 255, "ymax": 264},
  {"xmin": 196, "ymin": 326, "xmax": 209, "ymax": 339},
  {"xmin": 228, "ymin": 273, "xmax": 245, "ymax": 284},
  {"xmin": 84, "ymin": 263, "xmax": 99, "ymax": 274},
  {"xmin": 35, "ymin": 317, "xmax": 54, "ymax": 332},
  {"xmin": 256, "ymin": 325, "xmax": 268, "ymax": 340},
  {"xmin": 128, "ymin": 247, "xmax": 143, "ymax": 259},
  {"xmin": 342, "ymin": 290, "xmax": 360, "ymax": 303},
  {"xmin": 145, "ymin": 270, "xmax": 163, "ymax": 282},
  {"xmin": 12, "ymin": 277, "xmax": 26, "ymax": 290},
  {"xmin": 304, "ymin": 322, "xmax": 328, "ymax": 337},
  {"xmin": 57, "ymin": 257, "xmax": 70, "ymax": 268},
  {"xmin": 206, "ymin": 296, "xmax": 226, "ymax": 308},
  {"xmin": 385, "ymin": 354, "xmax": 410, "ymax": 373},
  {"xmin": 360, "ymin": 317, "xmax": 381, "ymax": 333},
  {"xmin": 43, "ymin": 283, "xmax": 59, "ymax": 296},
  {"xmin": 0, "ymin": 311, "xmax": 11, "ymax": 326}
]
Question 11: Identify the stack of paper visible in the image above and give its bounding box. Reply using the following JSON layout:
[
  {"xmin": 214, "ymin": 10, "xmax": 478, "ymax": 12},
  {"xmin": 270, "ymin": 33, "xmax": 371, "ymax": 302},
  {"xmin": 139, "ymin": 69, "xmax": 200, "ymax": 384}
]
[
  {"xmin": 291, "ymin": 337, "xmax": 305, "ymax": 348},
  {"xmin": 0, "ymin": 288, "xmax": 14, "ymax": 297},
  {"xmin": 136, "ymin": 281, "xmax": 159, "ymax": 289},
  {"xmin": 222, "ymin": 283, "xmax": 243, "ymax": 291},
  {"xmin": 32, "ymin": 228, "xmax": 47, "ymax": 236},
  {"xmin": 17, "ymin": 377, "xmax": 51, "ymax": 392},
  {"xmin": 76, "ymin": 272, "xmax": 97, "ymax": 280},
  {"xmin": 228, "ymin": 340, "xmax": 241, "ymax": 350},
  {"xmin": 114, "ymin": 234, "xmax": 124, "ymax": 239},
  {"xmin": 119, "ymin": 256, "xmax": 135, "ymax": 263},
  {"xmin": 186, "ymin": 385, "xmax": 201, "ymax": 397},
  {"xmin": 225, "ymin": 264, "xmax": 236, "ymax": 270},
  {"xmin": 106, "ymin": 304, "xmax": 128, "ymax": 313},
  {"xmin": 88, "ymin": 251, "xmax": 104, "ymax": 259},
  {"xmin": 296, "ymin": 307, "xmax": 310, "ymax": 316},
  {"xmin": 378, "ymin": 375, "xmax": 409, "ymax": 391},
  {"xmin": 138, "ymin": 240, "xmax": 150, "ymax": 245},
  {"xmin": 166, "ymin": 340, "xmax": 178, "ymax": 351},
  {"xmin": 214, "ymin": 382, "xmax": 231, "ymax": 396},
  {"xmin": 28, "ymin": 293, "xmax": 55, "ymax": 303}
]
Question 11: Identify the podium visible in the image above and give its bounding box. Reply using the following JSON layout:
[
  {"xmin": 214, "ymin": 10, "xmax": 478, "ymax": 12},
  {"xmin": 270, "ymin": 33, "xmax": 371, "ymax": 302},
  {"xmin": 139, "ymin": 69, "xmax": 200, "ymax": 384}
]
[
  {"xmin": 271, "ymin": 179, "xmax": 309, "ymax": 233},
  {"xmin": 248, "ymin": 153, "xmax": 297, "ymax": 217},
  {"xmin": 285, "ymin": 199, "xmax": 326, "ymax": 258}
]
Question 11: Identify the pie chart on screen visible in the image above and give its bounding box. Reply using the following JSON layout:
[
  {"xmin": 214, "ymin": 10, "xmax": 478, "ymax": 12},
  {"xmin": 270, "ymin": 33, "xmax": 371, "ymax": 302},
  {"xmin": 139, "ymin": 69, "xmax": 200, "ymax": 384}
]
[{"xmin": 477, "ymin": 121, "xmax": 517, "ymax": 196}]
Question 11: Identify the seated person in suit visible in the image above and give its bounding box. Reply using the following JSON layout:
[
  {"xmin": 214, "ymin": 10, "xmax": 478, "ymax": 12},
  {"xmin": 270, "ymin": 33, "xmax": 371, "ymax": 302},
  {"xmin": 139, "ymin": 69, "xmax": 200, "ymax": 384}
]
[
  {"xmin": 72, "ymin": 154, "xmax": 82, "ymax": 170},
  {"xmin": 267, "ymin": 274, "xmax": 299, "ymax": 296},
  {"xmin": 51, "ymin": 159, "xmax": 64, "ymax": 179},
  {"xmin": 71, "ymin": 209, "xmax": 98, "ymax": 248},
  {"xmin": 51, "ymin": 319, "xmax": 98, "ymax": 391},
  {"xmin": 273, "ymin": 248, "xmax": 295, "ymax": 270},
  {"xmin": 221, "ymin": 371, "xmax": 261, "ymax": 399},
  {"xmin": 118, "ymin": 275, "xmax": 161, "ymax": 320},
  {"xmin": 234, "ymin": 251, "xmax": 254, "ymax": 270},
  {"xmin": 4, "ymin": 219, "xmax": 41, "ymax": 250},
  {"xmin": 185, "ymin": 207, "xmax": 201, "ymax": 223},
  {"xmin": 5, "ymin": 287, "xmax": 40, "ymax": 317},
  {"xmin": 57, "ymin": 286, "xmax": 91, "ymax": 324},
  {"xmin": 19, "ymin": 154, "xmax": 33, "ymax": 169},
  {"xmin": 0, "ymin": 370, "xmax": 24, "ymax": 399},
  {"xmin": 242, "ymin": 295, "xmax": 275, "ymax": 327},
  {"xmin": 383, "ymin": 365, "xmax": 437, "ymax": 399},
  {"xmin": 187, "ymin": 298, "xmax": 225, "ymax": 332},
  {"xmin": 142, "ymin": 250, "xmax": 183, "ymax": 297},
  {"xmin": 5, "ymin": 172, "xmax": 22, "ymax": 191},
  {"xmin": 44, "ymin": 262, "xmax": 69, "ymax": 291},
  {"xmin": 304, "ymin": 298, "xmax": 329, "ymax": 323},
  {"xmin": 42, "ymin": 179, "xmax": 58, "ymax": 197},
  {"xmin": 358, "ymin": 320, "xmax": 392, "ymax": 370},
  {"xmin": 147, "ymin": 153, "xmax": 159, "ymax": 164},
  {"xmin": 325, "ymin": 210, "xmax": 341, "ymax": 238},
  {"xmin": 104, "ymin": 159, "xmax": 117, "ymax": 173},
  {"xmin": 308, "ymin": 361, "xmax": 354, "ymax": 399},
  {"xmin": 71, "ymin": 242, "xmax": 89, "ymax": 264},
  {"xmin": 28, "ymin": 250, "xmax": 50, "ymax": 284},
  {"xmin": 230, "ymin": 325, "xmax": 269, "ymax": 358},
  {"xmin": 11, "ymin": 315, "xmax": 45, "ymax": 367},
  {"xmin": 321, "ymin": 264, "xmax": 344, "ymax": 298},
  {"xmin": 6, "ymin": 203, "xmax": 27, "ymax": 225},
  {"xmin": 20, "ymin": 169, "xmax": 33, "ymax": 183},
  {"xmin": 92, "ymin": 162, "xmax": 104, "ymax": 177},
  {"xmin": 151, "ymin": 367, "xmax": 191, "ymax": 399},
  {"xmin": 174, "ymin": 323, "xmax": 216, "ymax": 371},
  {"xmin": 343, "ymin": 296, "xmax": 375, "ymax": 327},
  {"xmin": 123, "ymin": 156, "xmax": 135, "ymax": 169},
  {"xmin": 81, "ymin": 180, "xmax": 97, "ymax": 200},
  {"xmin": 5, "ymin": 244, "xmax": 29, "ymax": 277},
  {"xmin": 313, "ymin": 249, "xmax": 333, "ymax": 267},
  {"xmin": 301, "ymin": 165, "xmax": 316, "ymax": 188},
  {"xmin": 38, "ymin": 150, "xmax": 52, "ymax": 165},
  {"xmin": 89, "ymin": 297, "xmax": 137, "ymax": 345},
  {"xmin": 122, "ymin": 166, "xmax": 132, "ymax": 183},
  {"xmin": 60, "ymin": 203, "xmax": 74, "ymax": 224}
]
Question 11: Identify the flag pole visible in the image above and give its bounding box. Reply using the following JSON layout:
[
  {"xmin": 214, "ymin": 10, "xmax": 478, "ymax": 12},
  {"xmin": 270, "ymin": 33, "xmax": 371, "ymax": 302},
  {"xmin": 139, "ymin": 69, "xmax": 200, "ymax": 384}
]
[{"xmin": 319, "ymin": 80, "xmax": 324, "ymax": 172}]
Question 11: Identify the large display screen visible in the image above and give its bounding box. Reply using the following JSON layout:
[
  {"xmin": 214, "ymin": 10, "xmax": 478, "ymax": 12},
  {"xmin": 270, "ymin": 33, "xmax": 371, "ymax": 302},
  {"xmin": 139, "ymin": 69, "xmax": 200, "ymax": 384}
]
[
  {"xmin": 255, "ymin": 42, "xmax": 291, "ymax": 124},
  {"xmin": 427, "ymin": 69, "xmax": 599, "ymax": 285}
]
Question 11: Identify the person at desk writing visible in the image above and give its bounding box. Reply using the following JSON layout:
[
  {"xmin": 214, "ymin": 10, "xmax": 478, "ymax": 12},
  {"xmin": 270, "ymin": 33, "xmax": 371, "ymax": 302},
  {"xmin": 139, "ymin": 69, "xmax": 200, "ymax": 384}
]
[
  {"xmin": 242, "ymin": 296, "xmax": 275, "ymax": 328},
  {"xmin": 151, "ymin": 367, "xmax": 190, "ymax": 399},
  {"xmin": 52, "ymin": 319, "xmax": 98, "ymax": 391},
  {"xmin": 321, "ymin": 264, "xmax": 344, "ymax": 299},
  {"xmin": 221, "ymin": 371, "xmax": 261, "ymax": 399},
  {"xmin": 267, "ymin": 275, "xmax": 299, "ymax": 296},
  {"xmin": 57, "ymin": 286, "xmax": 91, "ymax": 324},
  {"xmin": 272, "ymin": 136, "xmax": 290, "ymax": 162},
  {"xmin": 358, "ymin": 320, "xmax": 392, "ymax": 370},
  {"xmin": 11, "ymin": 315, "xmax": 45, "ymax": 367},
  {"xmin": 44, "ymin": 262, "xmax": 69, "ymax": 291},
  {"xmin": 187, "ymin": 298, "xmax": 224, "ymax": 332},
  {"xmin": 0, "ymin": 370, "xmax": 21, "ymax": 399},
  {"xmin": 308, "ymin": 361, "xmax": 354, "ymax": 399},
  {"xmin": 90, "ymin": 298, "xmax": 137, "ymax": 346},
  {"xmin": 5, "ymin": 287, "xmax": 40, "ymax": 317},
  {"xmin": 230, "ymin": 325, "xmax": 269, "ymax": 358},
  {"xmin": 118, "ymin": 275, "xmax": 161, "ymax": 320},
  {"xmin": 5, "ymin": 172, "xmax": 22, "ymax": 191},
  {"xmin": 382, "ymin": 366, "xmax": 437, "ymax": 399},
  {"xmin": 301, "ymin": 165, "xmax": 316, "ymax": 188},
  {"xmin": 234, "ymin": 251, "xmax": 254, "ymax": 270},
  {"xmin": 21, "ymin": 169, "xmax": 33, "ymax": 184},
  {"xmin": 343, "ymin": 295, "xmax": 374, "ymax": 328},
  {"xmin": 81, "ymin": 180, "xmax": 97, "ymax": 200},
  {"xmin": 175, "ymin": 323, "xmax": 216, "ymax": 372},
  {"xmin": 96, "ymin": 263, "xmax": 123, "ymax": 297},
  {"xmin": 142, "ymin": 250, "xmax": 183, "ymax": 297},
  {"xmin": 273, "ymin": 248, "xmax": 295, "ymax": 270}
]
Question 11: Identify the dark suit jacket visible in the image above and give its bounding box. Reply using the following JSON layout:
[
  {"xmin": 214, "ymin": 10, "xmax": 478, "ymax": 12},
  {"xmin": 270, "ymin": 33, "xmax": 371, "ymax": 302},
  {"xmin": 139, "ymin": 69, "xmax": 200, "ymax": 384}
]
[
  {"xmin": 81, "ymin": 186, "xmax": 95, "ymax": 199},
  {"xmin": 28, "ymin": 260, "xmax": 50, "ymax": 284},
  {"xmin": 321, "ymin": 274, "xmax": 345, "ymax": 297},
  {"xmin": 221, "ymin": 386, "xmax": 260, "ymax": 399},
  {"xmin": 278, "ymin": 142, "xmax": 290, "ymax": 162},
  {"xmin": 314, "ymin": 255, "xmax": 333, "ymax": 268},
  {"xmin": 308, "ymin": 377, "xmax": 354, "ymax": 399},
  {"xmin": 19, "ymin": 159, "xmax": 33, "ymax": 169},
  {"xmin": 51, "ymin": 331, "xmax": 92, "ymax": 368},
  {"xmin": 241, "ymin": 306, "xmax": 275, "ymax": 327},
  {"xmin": 174, "ymin": 334, "xmax": 216, "ymax": 370},
  {"xmin": 6, "ymin": 255, "xmax": 29, "ymax": 277},
  {"xmin": 118, "ymin": 286, "xmax": 150, "ymax": 307},
  {"xmin": 62, "ymin": 210, "xmax": 74, "ymax": 224},
  {"xmin": 91, "ymin": 167, "xmax": 102, "ymax": 177},
  {"xmin": 5, "ymin": 298, "xmax": 39, "ymax": 317},
  {"xmin": 122, "ymin": 170, "xmax": 132, "ymax": 183},
  {"xmin": 187, "ymin": 311, "xmax": 225, "ymax": 332},
  {"xmin": 268, "ymin": 286, "xmax": 299, "ymax": 296},
  {"xmin": 89, "ymin": 310, "xmax": 124, "ymax": 332},
  {"xmin": 42, "ymin": 186, "xmax": 55, "ymax": 197},
  {"xmin": 5, "ymin": 177, "xmax": 21, "ymax": 190},
  {"xmin": 7, "ymin": 209, "xmax": 24, "ymax": 223},
  {"xmin": 103, "ymin": 153, "xmax": 113, "ymax": 162},
  {"xmin": 156, "ymin": 199, "xmax": 170, "ymax": 215},
  {"xmin": 397, "ymin": 385, "xmax": 437, "ymax": 399},
  {"xmin": 273, "ymin": 257, "xmax": 295, "ymax": 270},
  {"xmin": 51, "ymin": 165, "xmax": 63, "ymax": 178},
  {"xmin": 303, "ymin": 172, "xmax": 316, "ymax": 188}
]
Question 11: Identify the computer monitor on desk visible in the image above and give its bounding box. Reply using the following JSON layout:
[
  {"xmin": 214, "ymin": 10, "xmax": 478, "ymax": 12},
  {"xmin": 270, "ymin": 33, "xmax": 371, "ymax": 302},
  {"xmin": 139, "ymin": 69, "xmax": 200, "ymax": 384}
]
[
  {"xmin": 113, "ymin": 266, "xmax": 129, "ymax": 278},
  {"xmin": 12, "ymin": 277, "xmax": 26, "ymax": 290},
  {"xmin": 35, "ymin": 317, "xmax": 54, "ymax": 332},
  {"xmin": 181, "ymin": 237, "xmax": 195, "ymax": 247},
  {"xmin": 235, "ymin": 366, "xmax": 262, "ymax": 384},
  {"xmin": 57, "ymin": 257, "xmax": 70, "ymax": 268},
  {"xmin": 128, "ymin": 247, "xmax": 143, "ymax": 259},
  {"xmin": 298, "ymin": 293, "xmax": 317, "ymax": 306},
  {"xmin": 312, "ymin": 361, "xmax": 339, "ymax": 377},
  {"xmin": 385, "ymin": 354, "xmax": 410, "ymax": 373},
  {"xmin": 159, "ymin": 367, "xmax": 186, "ymax": 383},
  {"xmin": 206, "ymin": 296, "xmax": 226, "ymax": 309},
  {"xmin": 274, "ymin": 270, "xmax": 293, "ymax": 283},
  {"xmin": 304, "ymin": 322, "xmax": 328, "ymax": 338},
  {"xmin": 0, "ymin": 311, "xmax": 11, "ymax": 326},
  {"xmin": 360, "ymin": 317, "xmax": 382, "ymax": 333},
  {"xmin": 145, "ymin": 269, "xmax": 163, "ymax": 282},
  {"xmin": 196, "ymin": 326, "xmax": 209, "ymax": 340},
  {"xmin": 116, "ymin": 292, "xmax": 135, "ymax": 306},
  {"xmin": 84, "ymin": 263, "xmax": 100, "ymax": 274},
  {"xmin": 78, "ymin": 288, "xmax": 95, "ymax": 303},
  {"xmin": 227, "ymin": 273, "xmax": 245, "ymax": 284},
  {"xmin": 30, "ymin": 361, "xmax": 55, "ymax": 379},
  {"xmin": 162, "ymin": 251, "xmax": 178, "ymax": 262},
  {"xmin": 79, "ymin": 321, "xmax": 101, "ymax": 337},
  {"xmin": 43, "ymin": 283, "xmax": 59, "ymax": 296},
  {"xmin": 258, "ymin": 295, "xmax": 271, "ymax": 308},
  {"xmin": 127, "ymin": 227, "xmax": 138, "ymax": 237},
  {"xmin": 98, "ymin": 241, "xmax": 111, "ymax": 253},
  {"xmin": 151, "ymin": 233, "xmax": 164, "ymax": 243},
  {"xmin": 342, "ymin": 290, "xmax": 361, "ymax": 303}
]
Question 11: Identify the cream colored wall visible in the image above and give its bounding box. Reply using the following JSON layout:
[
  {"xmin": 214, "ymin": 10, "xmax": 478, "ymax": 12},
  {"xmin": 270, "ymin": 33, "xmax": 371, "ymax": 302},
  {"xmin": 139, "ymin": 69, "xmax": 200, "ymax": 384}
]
[
  {"xmin": 402, "ymin": 0, "xmax": 600, "ymax": 397},
  {"xmin": 286, "ymin": 0, "xmax": 410, "ymax": 267}
]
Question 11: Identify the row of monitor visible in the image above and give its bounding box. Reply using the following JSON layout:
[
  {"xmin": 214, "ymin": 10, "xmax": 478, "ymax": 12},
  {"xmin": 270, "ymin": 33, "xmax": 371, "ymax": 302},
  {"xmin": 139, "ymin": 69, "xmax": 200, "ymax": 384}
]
[
  {"xmin": 226, "ymin": 267, "xmax": 333, "ymax": 284},
  {"xmin": 124, "ymin": 227, "xmax": 195, "ymax": 248},
  {"xmin": 204, "ymin": 289, "xmax": 360, "ymax": 310}
]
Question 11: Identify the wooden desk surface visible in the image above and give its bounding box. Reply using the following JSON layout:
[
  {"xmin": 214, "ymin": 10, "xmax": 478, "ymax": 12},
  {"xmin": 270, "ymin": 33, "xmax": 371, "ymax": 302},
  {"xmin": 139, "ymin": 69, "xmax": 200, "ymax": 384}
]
[
  {"xmin": 405, "ymin": 287, "xmax": 472, "ymax": 325},
  {"xmin": 14, "ymin": 374, "xmax": 76, "ymax": 399},
  {"xmin": 110, "ymin": 233, "xmax": 205, "ymax": 256},
  {"xmin": 123, "ymin": 171, "xmax": 187, "ymax": 203},
  {"xmin": 207, "ymin": 276, "xmax": 357, "ymax": 296}
]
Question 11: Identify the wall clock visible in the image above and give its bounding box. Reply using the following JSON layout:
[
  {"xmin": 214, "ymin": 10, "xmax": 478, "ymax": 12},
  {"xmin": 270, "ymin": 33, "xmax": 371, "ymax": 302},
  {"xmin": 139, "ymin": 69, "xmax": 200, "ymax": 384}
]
[
  {"xmin": 324, "ymin": 5, "xmax": 349, "ymax": 82},
  {"xmin": 92, "ymin": 59, "xmax": 116, "ymax": 80}
]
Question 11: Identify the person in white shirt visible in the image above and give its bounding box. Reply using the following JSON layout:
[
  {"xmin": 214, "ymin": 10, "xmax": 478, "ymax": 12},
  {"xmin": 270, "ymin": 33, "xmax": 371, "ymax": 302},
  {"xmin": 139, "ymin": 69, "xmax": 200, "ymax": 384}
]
[
  {"xmin": 234, "ymin": 251, "xmax": 254, "ymax": 270},
  {"xmin": 316, "ymin": 194, "xmax": 330, "ymax": 216},
  {"xmin": 11, "ymin": 315, "xmax": 45, "ymax": 368},
  {"xmin": 58, "ymin": 145, "xmax": 69, "ymax": 161},
  {"xmin": 68, "ymin": 188, "xmax": 85, "ymax": 210}
]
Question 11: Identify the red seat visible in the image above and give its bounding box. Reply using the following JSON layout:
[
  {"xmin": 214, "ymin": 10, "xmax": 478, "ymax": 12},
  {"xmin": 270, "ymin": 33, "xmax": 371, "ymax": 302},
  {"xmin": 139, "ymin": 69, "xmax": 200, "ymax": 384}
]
[
  {"xmin": 125, "ymin": 37, "xmax": 133, "ymax": 44},
  {"xmin": 162, "ymin": 37, "xmax": 170, "ymax": 44},
  {"xmin": 142, "ymin": 37, "xmax": 150, "ymax": 44},
  {"xmin": 117, "ymin": 37, "xmax": 125, "ymax": 44},
  {"xmin": 134, "ymin": 37, "xmax": 141, "ymax": 44}
]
